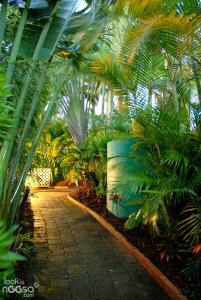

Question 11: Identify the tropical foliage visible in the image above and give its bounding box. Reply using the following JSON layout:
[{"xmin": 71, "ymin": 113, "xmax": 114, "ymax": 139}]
[
  {"xmin": 31, "ymin": 121, "xmax": 69, "ymax": 183},
  {"xmin": 0, "ymin": 0, "xmax": 113, "ymax": 296},
  {"xmin": 0, "ymin": 220, "xmax": 24, "ymax": 299},
  {"xmin": 0, "ymin": 0, "xmax": 112, "ymax": 226},
  {"xmin": 1, "ymin": 0, "xmax": 201, "ymax": 299}
]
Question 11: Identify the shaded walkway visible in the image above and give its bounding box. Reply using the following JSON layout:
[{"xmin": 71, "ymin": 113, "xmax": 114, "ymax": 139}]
[{"xmin": 31, "ymin": 190, "xmax": 168, "ymax": 300}]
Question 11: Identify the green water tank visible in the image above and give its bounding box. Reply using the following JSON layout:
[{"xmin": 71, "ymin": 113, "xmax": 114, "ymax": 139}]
[{"xmin": 107, "ymin": 138, "xmax": 142, "ymax": 218}]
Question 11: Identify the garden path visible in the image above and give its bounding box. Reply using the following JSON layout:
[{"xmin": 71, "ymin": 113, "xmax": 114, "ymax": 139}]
[{"xmin": 30, "ymin": 189, "xmax": 168, "ymax": 300}]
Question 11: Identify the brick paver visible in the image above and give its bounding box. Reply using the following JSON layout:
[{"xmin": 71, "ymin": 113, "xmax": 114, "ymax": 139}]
[{"xmin": 31, "ymin": 190, "xmax": 168, "ymax": 300}]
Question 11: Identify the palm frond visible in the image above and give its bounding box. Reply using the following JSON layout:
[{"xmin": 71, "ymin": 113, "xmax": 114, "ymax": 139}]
[
  {"xmin": 0, "ymin": 71, "xmax": 13, "ymax": 145},
  {"xmin": 125, "ymin": 192, "xmax": 168, "ymax": 231},
  {"xmin": 179, "ymin": 201, "xmax": 201, "ymax": 245},
  {"xmin": 162, "ymin": 150, "xmax": 189, "ymax": 170},
  {"xmin": 61, "ymin": 76, "xmax": 98, "ymax": 144}
]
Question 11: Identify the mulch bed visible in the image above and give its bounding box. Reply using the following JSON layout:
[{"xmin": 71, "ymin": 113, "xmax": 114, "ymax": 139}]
[
  {"xmin": 15, "ymin": 198, "xmax": 35, "ymax": 287},
  {"xmin": 51, "ymin": 180, "xmax": 69, "ymax": 187},
  {"xmin": 70, "ymin": 183, "xmax": 200, "ymax": 300}
]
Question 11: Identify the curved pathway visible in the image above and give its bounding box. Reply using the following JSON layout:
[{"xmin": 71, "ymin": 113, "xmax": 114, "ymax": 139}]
[{"xmin": 31, "ymin": 189, "xmax": 168, "ymax": 300}]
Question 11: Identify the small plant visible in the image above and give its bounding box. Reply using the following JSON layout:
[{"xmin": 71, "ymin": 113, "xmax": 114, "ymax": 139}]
[
  {"xmin": 181, "ymin": 244, "xmax": 201, "ymax": 283},
  {"xmin": 192, "ymin": 243, "xmax": 201, "ymax": 255},
  {"xmin": 157, "ymin": 222, "xmax": 188, "ymax": 264},
  {"xmin": 178, "ymin": 201, "xmax": 201, "ymax": 246},
  {"xmin": 80, "ymin": 179, "xmax": 96, "ymax": 199},
  {"xmin": 157, "ymin": 238, "xmax": 187, "ymax": 264},
  {"xmin": 0, "ymin": 221, "xmax": 25, "ymax": 299},
  {"xmin": 15, "ymin": 233, "xmax": 34, "ymax": 259}
]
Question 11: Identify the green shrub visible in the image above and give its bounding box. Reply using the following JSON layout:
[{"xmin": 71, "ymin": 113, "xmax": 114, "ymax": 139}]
[{"xmin": 0, "ymin": 221, "xmax": 24, "ymax": 299}]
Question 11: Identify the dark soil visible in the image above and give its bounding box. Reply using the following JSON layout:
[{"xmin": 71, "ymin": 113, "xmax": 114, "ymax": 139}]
[
  {"xmin": 70, "ymin": 183, "xmax": 200, "ymax": 300},
  {"xmin": 15, "ymin": 197, "xmax": 35, "ymax": 287},
  {"xmin": 51, "ymin": 180, "xmax": 69, "ymax": 187},
  {"xmin": 14, "ymin": 195, "xmax": 48, "ymax": 300}
]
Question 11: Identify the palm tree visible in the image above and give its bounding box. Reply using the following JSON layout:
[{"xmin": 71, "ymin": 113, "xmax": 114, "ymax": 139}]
[
  {"xmin": 90, "ymin": 0, "xmax": 201, "ymax": 115},
  {"xmin": 61, "ymin": 76, "xmax": 100, "ymax": 144},
  {"xmin": 0, "ymin": 0, "xmax": 113, "ymax": 225},
  {"xmin": 86, "ymin": 1, "xmax": 201, "ymax": 241}
]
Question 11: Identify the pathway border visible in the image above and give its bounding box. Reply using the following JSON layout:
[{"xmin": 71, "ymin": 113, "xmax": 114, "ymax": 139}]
[{"xmin": 66, "ymin": 194, "xmax": 187, "ymax": 300}]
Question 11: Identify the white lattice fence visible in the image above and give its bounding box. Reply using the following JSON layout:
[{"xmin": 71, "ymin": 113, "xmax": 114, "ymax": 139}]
[{"xmin": 25, "ymin": 168, "xmax": 51, "ymax": 187}]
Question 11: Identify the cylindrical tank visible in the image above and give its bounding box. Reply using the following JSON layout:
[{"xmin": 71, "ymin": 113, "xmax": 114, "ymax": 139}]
[{"xmin": 107, "ymin": 138, "xmax": 143, "ymax": 218}]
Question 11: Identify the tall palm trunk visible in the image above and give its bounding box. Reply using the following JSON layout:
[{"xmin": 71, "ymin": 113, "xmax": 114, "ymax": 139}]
[
  {"xmin": 101, "ymin": 86, "xmax": 105, "ymax": 116},
  {"xmin": 107, "ymin": 90, "xmax": 114, "ymax": 124},
  {"xmin": 118, "ymin": 97, "xmax": 123, "ymax": 112},
  {"xmin": 191, "ymin": 60, "xmax": 201, "ymax": 105},
  {"xmin": 91, "ymin": 102, "xmax": 95, "ymax": 129},
  {"xmin": 148, "ymin": 86, "xmax": 152, "ymax": 107},
  {"xmin": 109, "ymin": 92, "xmax": 114, "ymax": 124}
]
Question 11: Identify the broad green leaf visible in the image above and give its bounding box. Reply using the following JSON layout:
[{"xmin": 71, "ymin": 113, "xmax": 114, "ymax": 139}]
[{"xmin": 19, "ymin": 0, "xmax": 94, "ymax": 60}]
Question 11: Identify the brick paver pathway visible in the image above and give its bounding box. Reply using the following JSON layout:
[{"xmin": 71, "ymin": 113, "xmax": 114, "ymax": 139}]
[{"xmin": 31, "ymin": 189, "xmax": 168, "ymax": 300}]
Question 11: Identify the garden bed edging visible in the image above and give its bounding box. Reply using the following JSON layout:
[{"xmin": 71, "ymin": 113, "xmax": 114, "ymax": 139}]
[{"xmin": 66, "ymin": 194, "xmax": 187, "ymax": 300}]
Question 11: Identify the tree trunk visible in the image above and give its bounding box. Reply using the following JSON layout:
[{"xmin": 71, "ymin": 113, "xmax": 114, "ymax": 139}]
[
  {"xmin": 109, "ymin": 92, "xmax": 114, "ymax": 124},
  {"xmin": 101, "ymin": 86, "xmax": 105, "ymax": 116},
  {"xmin": 148, "ymin": 86, "xmax": 152, "ymax": 107},
  {"xmin": 91, "ymin": 103, "xmax": 95, "ymax": 129},
  {"xmin": 118, "ymin": 97, "xmax": 123, "ymax": 112},
  {"xmin": 192, "ymin": 60, "xmax": 201, "ymax": 105},
  {"xmin": 107, "ymin": 90, "xmax": 113, "ymax": 124}
]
